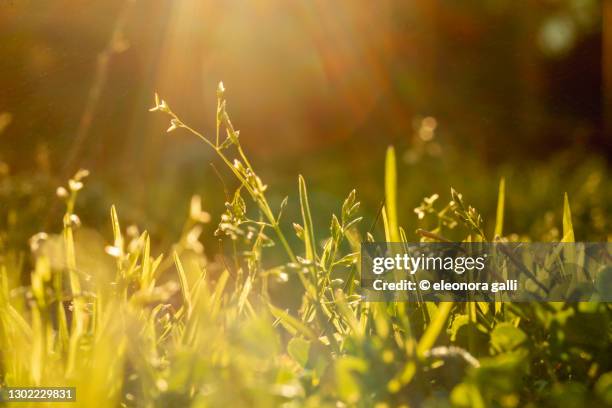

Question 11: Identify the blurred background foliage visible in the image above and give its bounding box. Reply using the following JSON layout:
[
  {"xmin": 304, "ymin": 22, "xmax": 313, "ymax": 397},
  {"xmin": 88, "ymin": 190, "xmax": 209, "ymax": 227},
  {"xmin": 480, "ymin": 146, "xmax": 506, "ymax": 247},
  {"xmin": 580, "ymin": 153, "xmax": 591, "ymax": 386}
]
[{"xmin": 0, "ymin": 0, "xmax": 610, "ymax": 254}]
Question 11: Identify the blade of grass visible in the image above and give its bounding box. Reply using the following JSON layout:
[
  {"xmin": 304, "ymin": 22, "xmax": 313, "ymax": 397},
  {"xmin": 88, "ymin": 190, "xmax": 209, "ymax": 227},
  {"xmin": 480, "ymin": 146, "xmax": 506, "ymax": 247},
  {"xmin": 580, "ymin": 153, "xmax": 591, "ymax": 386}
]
[
  {"xmin": 416, "ymin": 302, "xmax": 454, "ymax": 358},
  {"xmin": 237, "ymin": 277, "xmax": 253, "ymax": 315},
  {"xmin": 494, "ymin": 177, "xmax": 505, "ymax": 238},
  {"xmin": 173, "ymin": 252, "xmax": 192, "ymax": 319},
  {"xmin": 299, "ymin": 175, "xmax": 317, "ymax": 262},
  {"xmin": 384, "ymin": 146, "xmax": 400, "ymax": 242},
  {"xmin": 110, "ymin": 205, "xmax": 122, "ymax": 249},
  {"xmin": 562, "ymin": 192, "xmax": 575, "ymax": 242},
  {"xmin": 142, "ymin": 233, "xmax": 151, "ymax": 288},
  {"xmin": 210, "ymin": 269, "xmax": 229, "ymax": 318}
]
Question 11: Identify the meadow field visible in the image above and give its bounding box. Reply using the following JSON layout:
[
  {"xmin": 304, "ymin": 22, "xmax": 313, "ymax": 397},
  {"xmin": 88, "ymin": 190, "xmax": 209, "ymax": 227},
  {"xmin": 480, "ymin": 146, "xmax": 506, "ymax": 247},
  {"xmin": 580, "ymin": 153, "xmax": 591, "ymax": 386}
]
[
  {"xmin": 1, "ymin": 1, "xmax": 611, "ymax": 407},
  {"xmin": 0, "ymin": 85, "xmax": 610, "ymax": 407}
]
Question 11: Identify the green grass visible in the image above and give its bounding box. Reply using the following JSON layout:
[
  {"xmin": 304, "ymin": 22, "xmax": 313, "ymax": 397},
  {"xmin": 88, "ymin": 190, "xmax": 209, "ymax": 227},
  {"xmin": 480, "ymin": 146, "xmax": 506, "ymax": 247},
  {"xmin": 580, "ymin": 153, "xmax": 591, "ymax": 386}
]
[{"xmin": 0, "ymin": 85, "xmax": 611, "ymax": 407}]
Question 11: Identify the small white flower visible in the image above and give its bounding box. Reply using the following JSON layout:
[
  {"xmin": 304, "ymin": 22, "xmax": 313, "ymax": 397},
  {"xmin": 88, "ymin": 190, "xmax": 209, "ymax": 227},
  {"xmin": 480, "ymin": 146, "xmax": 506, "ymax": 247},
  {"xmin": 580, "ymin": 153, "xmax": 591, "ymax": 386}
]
[
  {"xmin": 29, "ymin": 232, "xmax": 48, "ymax": 252},
  {"xmin": 149, "ymin": 93, "xmax": 169, "ymax": 112},
  {"xmin": 105, "ymin": 245, "xmax": 122, "ymax": 258},
  {"xmin": 69, "ymin": 214, "xmax": 81, "ymax": 227},
  {"xmin": 74, "ymin": 168, "xmax": 90, "ymax": 181},
  {"xmin": 190, "ymin": 195, "xmax": 211, "ymax": 223},
  {"xmin": 167, "ymin": 119, "xmax": 180, "ymax": 133},
  {"xmin": 233, "ymin": 159, "xmax": 244, "ymax": 171},
  {"xmin": 68, "ymin": 179, "xmax": 83, "ymax": 192},
  {"xmin": 56, "ymin": 186, "xmax": 69, "ymax": 198},
  {"xmin": 414, "ymin": 207, "xmax": 425, "ymax": 220},
  {"xmin": 149, "ymin": 93, "xmax": 162, "ymax": 111},
  {"xmin": 424, "ymin": 194, "xmax": 439, "ymax": 205}
]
